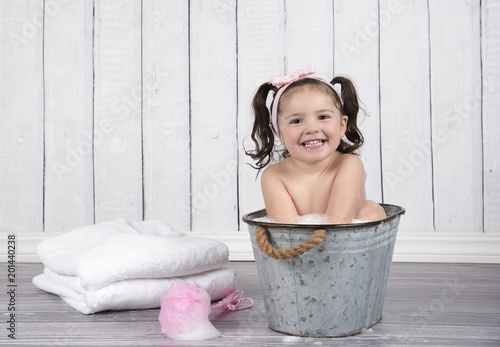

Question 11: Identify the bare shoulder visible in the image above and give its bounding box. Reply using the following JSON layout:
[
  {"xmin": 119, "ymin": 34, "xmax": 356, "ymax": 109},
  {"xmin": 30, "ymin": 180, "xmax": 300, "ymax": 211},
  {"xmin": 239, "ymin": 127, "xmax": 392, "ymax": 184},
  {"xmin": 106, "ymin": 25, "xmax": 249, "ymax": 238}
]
[
  {"xmin": 261, "ymin": 162, "xmax": 281, "ymax": 185},
  {"xmin": 261, "ymin": 161, "xmax": 294, "ymax": 194},
  {"xmin": 262, "ymin": 160, "xmax": 288, "ymax": 180},
  {"xmin": 334, "ymin": 153, "xmax": 364, "ymax": 172}
]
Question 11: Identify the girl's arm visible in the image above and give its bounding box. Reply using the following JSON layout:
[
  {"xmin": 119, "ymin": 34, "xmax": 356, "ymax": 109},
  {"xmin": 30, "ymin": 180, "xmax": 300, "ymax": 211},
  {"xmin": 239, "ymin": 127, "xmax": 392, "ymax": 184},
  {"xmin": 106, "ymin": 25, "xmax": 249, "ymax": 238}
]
[
  {"xmin": 261, "ymin": 166, "xmax": 298, "ymax": 223},
  {"xmin": 326, "ymin": 154, "xmax": 365, "ymax": 224}
]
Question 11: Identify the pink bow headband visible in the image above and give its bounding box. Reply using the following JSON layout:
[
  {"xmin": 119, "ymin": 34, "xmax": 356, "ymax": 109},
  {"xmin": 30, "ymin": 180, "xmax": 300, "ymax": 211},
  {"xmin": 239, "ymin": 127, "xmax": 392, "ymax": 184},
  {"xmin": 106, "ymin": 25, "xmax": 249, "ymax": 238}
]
[{"xmin": 270, "ymin": 65, "xmax": 343, "ymax": 136}]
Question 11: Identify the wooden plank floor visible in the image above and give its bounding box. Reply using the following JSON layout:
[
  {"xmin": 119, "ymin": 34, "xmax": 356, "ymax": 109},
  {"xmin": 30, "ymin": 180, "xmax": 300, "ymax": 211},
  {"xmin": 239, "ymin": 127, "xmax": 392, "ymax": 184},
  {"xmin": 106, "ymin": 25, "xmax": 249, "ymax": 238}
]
[{"xmin": 1, "ymin": 262, "xmax": 499, "ymax": 346}]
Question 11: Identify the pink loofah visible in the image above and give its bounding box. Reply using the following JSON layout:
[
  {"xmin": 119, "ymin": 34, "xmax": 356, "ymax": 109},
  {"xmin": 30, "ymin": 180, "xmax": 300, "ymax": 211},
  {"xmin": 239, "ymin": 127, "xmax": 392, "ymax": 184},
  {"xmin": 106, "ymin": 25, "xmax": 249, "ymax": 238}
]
[
  {"xmin": 158, "ymin": 280, "xmax": 221, "ymax": 340},
  {"xmin": 159, "ymin": 280, "xmax": 254, "ymax": 340}
]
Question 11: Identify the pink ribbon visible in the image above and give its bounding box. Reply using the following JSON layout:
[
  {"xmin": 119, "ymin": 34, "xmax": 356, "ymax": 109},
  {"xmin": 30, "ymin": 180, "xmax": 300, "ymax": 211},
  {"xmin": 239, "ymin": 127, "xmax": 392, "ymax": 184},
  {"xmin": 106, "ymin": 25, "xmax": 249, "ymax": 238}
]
[
  {"xmin": 211, "ymin": 290, "xmax": 254, "ymax": 312},
  {"xmin": 271, "ymin": 65, "xmax": 316, "ymax": 87}
]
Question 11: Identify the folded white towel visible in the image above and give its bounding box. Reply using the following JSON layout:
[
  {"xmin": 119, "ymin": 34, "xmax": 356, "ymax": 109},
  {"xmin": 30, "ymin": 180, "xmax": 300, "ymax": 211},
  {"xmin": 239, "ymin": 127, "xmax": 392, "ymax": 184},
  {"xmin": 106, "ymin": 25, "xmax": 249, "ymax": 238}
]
[
  {"xmin": 33, "ymin": 266, "xmax": 236, "ymax": 314},
  {"xmin": 36, "ymin": 219, "xmax": 229, "ymax": 291}
]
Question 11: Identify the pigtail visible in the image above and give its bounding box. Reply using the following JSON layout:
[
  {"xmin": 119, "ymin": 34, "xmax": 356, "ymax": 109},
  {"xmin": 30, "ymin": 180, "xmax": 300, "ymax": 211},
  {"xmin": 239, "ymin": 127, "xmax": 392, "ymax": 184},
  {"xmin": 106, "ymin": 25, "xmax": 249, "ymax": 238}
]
[
  {"xmin": 331, "ymin": 76, "xmax": 364, "ymax": 154},
  {"xmin": 245, "ymin": 82, "xmax": 279, "ymax": 173}
]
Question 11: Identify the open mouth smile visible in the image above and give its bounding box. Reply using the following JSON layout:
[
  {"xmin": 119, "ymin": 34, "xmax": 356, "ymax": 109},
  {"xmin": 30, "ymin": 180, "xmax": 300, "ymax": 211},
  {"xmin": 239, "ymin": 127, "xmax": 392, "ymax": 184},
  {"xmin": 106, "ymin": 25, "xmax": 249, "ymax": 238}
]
[{"xmin": 302, "ymin": 140, "xmax": 325, "ymax": 148}]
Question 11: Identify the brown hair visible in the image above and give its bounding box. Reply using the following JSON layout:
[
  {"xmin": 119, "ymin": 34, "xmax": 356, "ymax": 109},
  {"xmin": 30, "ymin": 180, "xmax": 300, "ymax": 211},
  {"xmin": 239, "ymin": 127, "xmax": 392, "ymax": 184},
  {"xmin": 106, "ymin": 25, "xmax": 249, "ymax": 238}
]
[{"xmin": 245, "ymin": 76, "xmax": 364, "ymax": 173}]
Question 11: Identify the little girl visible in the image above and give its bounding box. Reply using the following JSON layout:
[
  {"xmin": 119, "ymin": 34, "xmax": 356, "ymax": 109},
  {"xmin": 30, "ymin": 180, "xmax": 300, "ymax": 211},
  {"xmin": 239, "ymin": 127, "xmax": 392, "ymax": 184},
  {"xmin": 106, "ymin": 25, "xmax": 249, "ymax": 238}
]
[{"xmin": 246, "ymin": 66, "xmax": 386, "ymax": 224}]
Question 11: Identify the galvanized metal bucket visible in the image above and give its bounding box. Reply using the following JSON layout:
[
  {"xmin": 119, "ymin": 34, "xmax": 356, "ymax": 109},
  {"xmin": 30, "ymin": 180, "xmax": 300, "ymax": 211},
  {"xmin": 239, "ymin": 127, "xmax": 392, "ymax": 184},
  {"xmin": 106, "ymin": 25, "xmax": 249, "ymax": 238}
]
[{"xmin": 242, "ymin": 204, "xmax": 405, "ymax": 338}]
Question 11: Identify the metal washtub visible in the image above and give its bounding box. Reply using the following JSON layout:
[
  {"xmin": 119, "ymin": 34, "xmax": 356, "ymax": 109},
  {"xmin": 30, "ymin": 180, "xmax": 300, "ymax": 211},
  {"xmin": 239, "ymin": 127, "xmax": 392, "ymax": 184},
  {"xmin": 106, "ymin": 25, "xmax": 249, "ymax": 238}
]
[{"xmin": 242, "ymin": 204, "xmax": 405, "ymax": 337}]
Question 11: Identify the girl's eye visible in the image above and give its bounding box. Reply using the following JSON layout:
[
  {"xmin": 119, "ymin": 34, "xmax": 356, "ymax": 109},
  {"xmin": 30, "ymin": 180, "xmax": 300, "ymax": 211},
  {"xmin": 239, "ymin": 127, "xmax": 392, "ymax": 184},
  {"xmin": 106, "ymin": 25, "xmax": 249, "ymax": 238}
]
[
  {"xmin": 319, "ymin": 115, "xmax": 329, "ymax": 120},
  {"xmin": 290, "ymin": 119, "xmax": 301, "ymax": 124}
]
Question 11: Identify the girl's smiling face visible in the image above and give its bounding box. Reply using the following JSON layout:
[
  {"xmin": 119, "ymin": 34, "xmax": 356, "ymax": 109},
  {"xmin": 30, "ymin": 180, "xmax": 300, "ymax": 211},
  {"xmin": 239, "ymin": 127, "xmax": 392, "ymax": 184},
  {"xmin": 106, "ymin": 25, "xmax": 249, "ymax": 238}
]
[{"xmin": 278, "ymin": 86, "xmax": 348, "ymax": 164}]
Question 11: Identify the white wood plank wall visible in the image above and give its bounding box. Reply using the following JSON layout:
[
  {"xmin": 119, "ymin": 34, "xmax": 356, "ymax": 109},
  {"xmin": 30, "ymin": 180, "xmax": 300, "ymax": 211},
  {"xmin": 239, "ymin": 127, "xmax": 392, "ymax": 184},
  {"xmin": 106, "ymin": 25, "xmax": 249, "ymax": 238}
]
[{"xmin": 0, "ymin": 0, "xmax": 499, "ymax": 233}]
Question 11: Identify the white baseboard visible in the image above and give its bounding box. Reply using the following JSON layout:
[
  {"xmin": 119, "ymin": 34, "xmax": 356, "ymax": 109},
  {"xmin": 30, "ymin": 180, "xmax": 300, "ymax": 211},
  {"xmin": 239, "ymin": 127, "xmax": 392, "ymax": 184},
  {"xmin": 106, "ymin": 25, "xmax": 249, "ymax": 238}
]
[{"xmin": 1, "ymin": 231, "xmax": 499, "ymax": 263}]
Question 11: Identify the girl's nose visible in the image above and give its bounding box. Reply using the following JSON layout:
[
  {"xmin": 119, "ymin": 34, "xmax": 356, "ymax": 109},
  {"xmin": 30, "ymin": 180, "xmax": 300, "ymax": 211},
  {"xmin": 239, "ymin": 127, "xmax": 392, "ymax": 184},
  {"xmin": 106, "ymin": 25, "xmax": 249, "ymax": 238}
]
[{"xmin": 305, "ymin": 120, "xmax": 320, "ymax": 134}]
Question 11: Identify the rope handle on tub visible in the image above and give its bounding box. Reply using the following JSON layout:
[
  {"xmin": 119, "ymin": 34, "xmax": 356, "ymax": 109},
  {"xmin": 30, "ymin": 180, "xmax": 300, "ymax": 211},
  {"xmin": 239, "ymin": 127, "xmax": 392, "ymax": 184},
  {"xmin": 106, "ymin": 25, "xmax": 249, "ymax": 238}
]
[{"xmin": 255, "ymin": 226, "xmax": 327, "ymax": 259}]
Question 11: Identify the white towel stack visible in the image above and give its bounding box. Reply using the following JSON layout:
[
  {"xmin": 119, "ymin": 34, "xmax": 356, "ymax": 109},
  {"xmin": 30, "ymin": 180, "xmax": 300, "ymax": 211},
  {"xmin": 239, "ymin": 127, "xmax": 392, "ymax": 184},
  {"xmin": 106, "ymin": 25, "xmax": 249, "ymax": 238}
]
[{"xmin": 33, "ymin": 219, "xmax": 236, "ymax": 314}]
